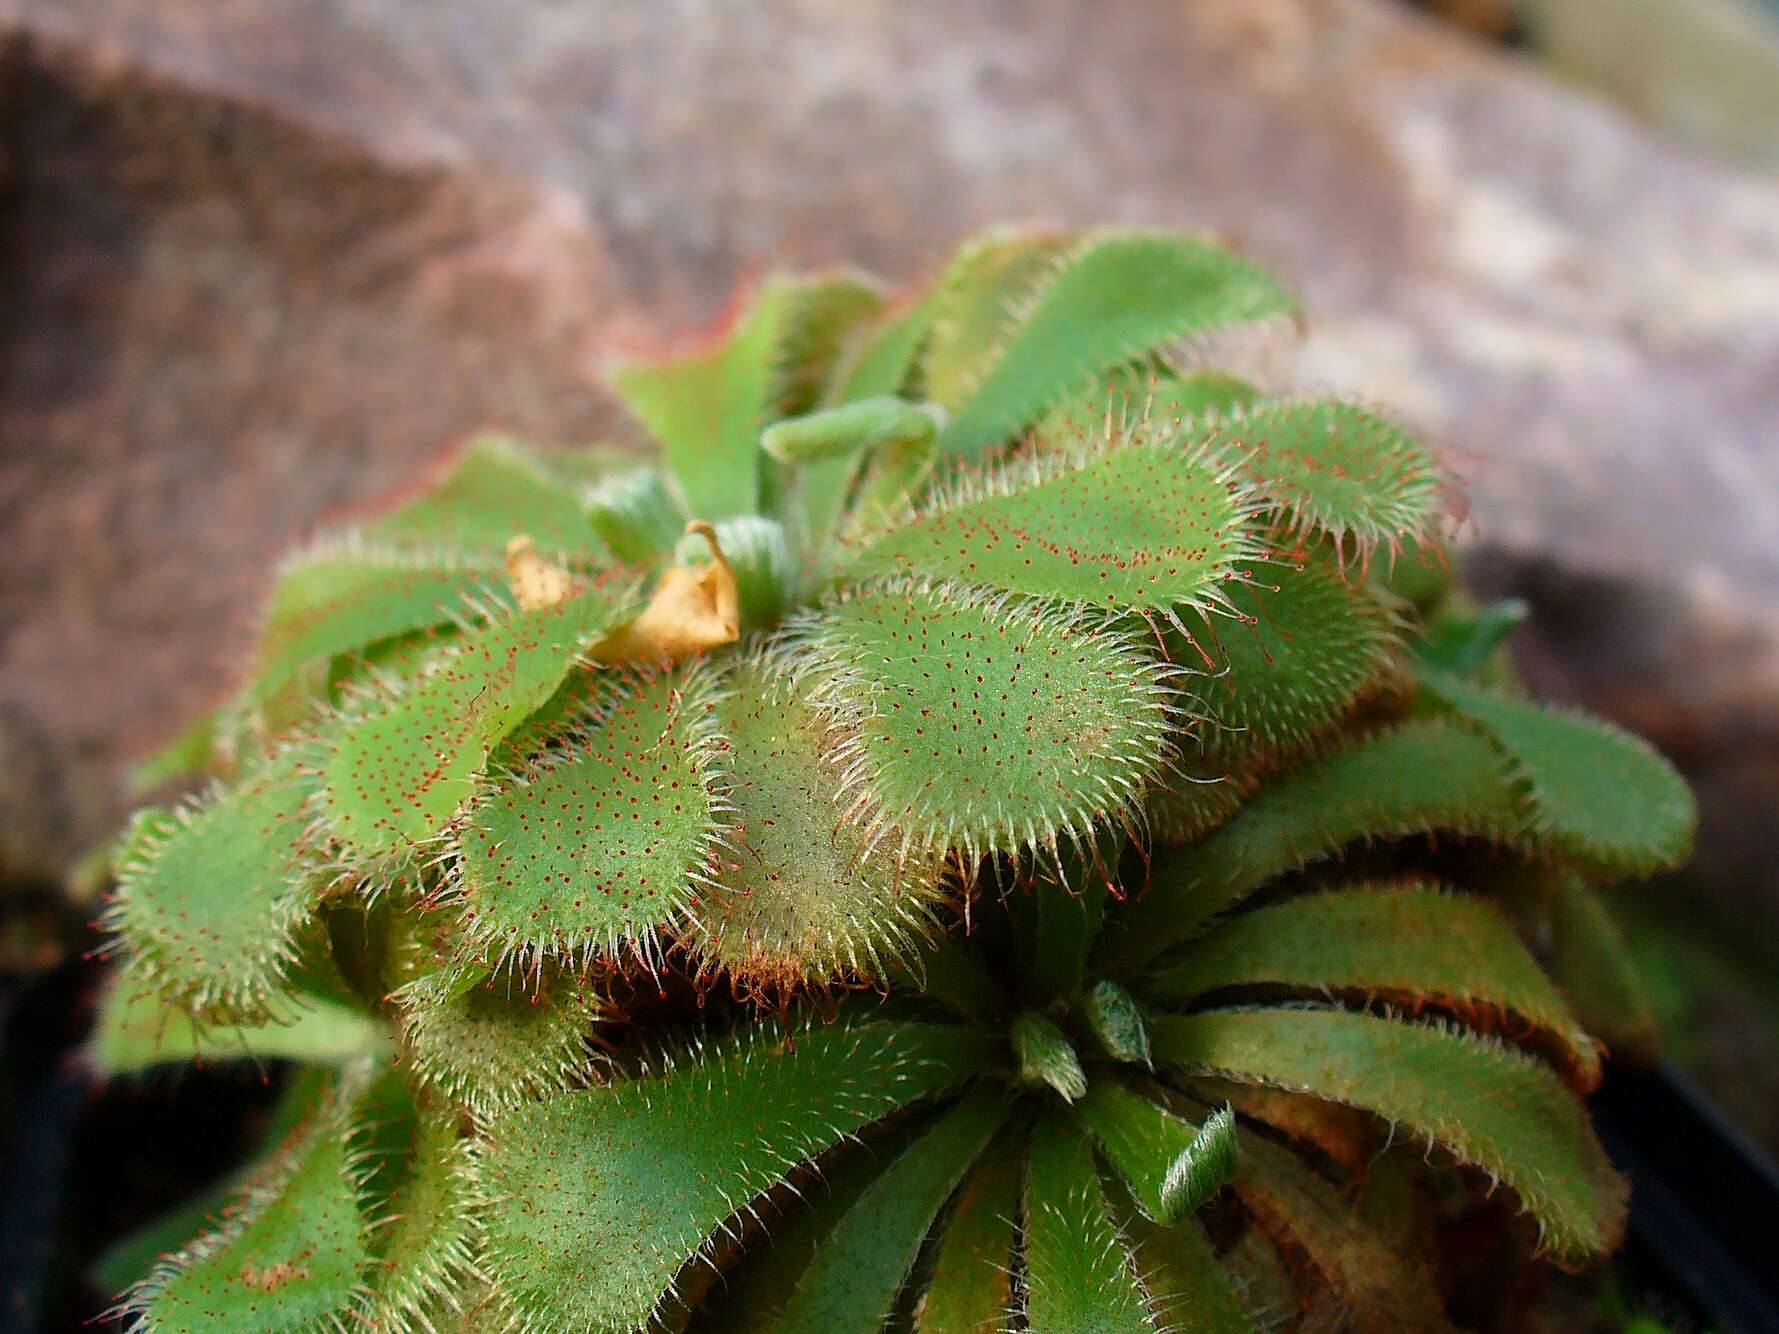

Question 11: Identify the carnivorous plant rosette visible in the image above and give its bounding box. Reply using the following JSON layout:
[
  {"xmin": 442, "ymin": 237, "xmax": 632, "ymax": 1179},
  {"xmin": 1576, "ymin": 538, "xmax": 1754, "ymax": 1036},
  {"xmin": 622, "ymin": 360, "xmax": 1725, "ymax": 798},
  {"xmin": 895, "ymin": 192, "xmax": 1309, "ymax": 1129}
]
[{"xmin": 90, "ymin": 227, "xmax": 1693, "ymax": 1333}]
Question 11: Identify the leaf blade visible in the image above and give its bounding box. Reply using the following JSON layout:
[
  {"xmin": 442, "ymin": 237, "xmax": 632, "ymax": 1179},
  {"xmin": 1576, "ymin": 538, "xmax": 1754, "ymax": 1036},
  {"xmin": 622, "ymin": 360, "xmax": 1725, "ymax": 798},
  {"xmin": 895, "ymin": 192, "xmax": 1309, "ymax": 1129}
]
[
  {"xmin": 612, "ymin": 284, "xmax": 791, "ymax": 518},
  {"xmin": 1116, "ymin": 1209, "xmax": 1254, "ymax": 1334},
  {"xmin": 365, "ymin": 433, "xmax": 600, "ymax": 556},
  {"xmin": 104, "ymin": 750, "xmax": 322, "ymax": 1022},
  {"xmin": 842, "ymin": 439, "xmax": 1264, "ymax": 614},
  {"xmin": 1023, "ymin": 1115, "xmax": 1161, "ymax": 1334},
  {"xmin": 1151, "ymin": 1007, "xmax": 1626, "ymax": 1265},
  {"xmin": 319, "ymin": 586, "xmax": 633, "ymax": 859},
  {"xmin": 451, "ymin": 666, "xmax": 724, "ymax": 971},
  {"xmin": 774, "ymin": 1086, "xmax": 1008, "ymax": 1334},
  {"xmin": 478, "ymin": 1019, "xmax": 996, "ymax": 1334},
  {"xmin": 1072, "ymin": 1081, "xmax": 1237, "ymax": 1224},
  {"xmin": 937, "ymin": 231, "xmax": 1297, "ymax": 461},
  {"xmin": 129, "ymin": 1074, "xmax": 370, "ymax": 1334},
  {"xmin": 1097, "ymin": 720, "xmax": 1526, "ymax": 975},
  {"xmin": 1171, "ymin": 553, "xmax": 1400, "ymax": 766},
  {"xmin": 1419, "ymin": 670, "xmax": 1696, "ymax": 879},
  {"xmin": 1143, "ymin": 883, "xmax": 1602, "ymax": 1088},
  {"xmin": 913, "ymin": 1132, "xmax": 1024, "ymax": 1334},
  {"xmin": 85, "ymin": 977, "xmax": 383, "ymax": 1078},
  {"xmin": 688, "ymin": 657, "xmax": 952, "ymax": 991},
  {"xmin": 397, "ymin": 971, "xmax": 601, "ymax": 1119},
  {"xmin": 242, "ymin": 544, "xmax": 500, "ymax": 712},
  {"xmin": 1216, "ymin": 400, "xmax": 1445, "ymax": 549},
  {"xmin": 801, "ymin": 585, "xmax": 1173, "ymax": 860},
  {"xmin": 1230, "ymin": 1127, "xmax": 1460, "ymax": 1334}
]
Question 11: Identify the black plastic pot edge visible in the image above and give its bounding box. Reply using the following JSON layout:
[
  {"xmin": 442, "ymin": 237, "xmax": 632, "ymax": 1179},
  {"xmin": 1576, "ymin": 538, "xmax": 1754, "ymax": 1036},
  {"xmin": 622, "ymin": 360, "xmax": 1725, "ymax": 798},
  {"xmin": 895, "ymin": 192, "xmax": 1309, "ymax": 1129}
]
[
  {"xmin": 1590, "ymin": 1061, "xmax": 1779, "ymax": 1334},
  {"xmin": 1, "ymin": 953, "xmax": 89, "ymax": 1334},
  {"xmin": 3, "ymin": 948, "xmax": 290, "ymax": 1334}
]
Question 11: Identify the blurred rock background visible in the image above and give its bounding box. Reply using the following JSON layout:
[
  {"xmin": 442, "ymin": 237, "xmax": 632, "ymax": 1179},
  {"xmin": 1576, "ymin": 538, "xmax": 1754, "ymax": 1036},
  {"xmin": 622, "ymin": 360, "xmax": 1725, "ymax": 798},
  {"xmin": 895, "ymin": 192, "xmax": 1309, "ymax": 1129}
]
[{"xmin": 2, "ymin": 0, "xmax": 1776, "ymax": 1150}]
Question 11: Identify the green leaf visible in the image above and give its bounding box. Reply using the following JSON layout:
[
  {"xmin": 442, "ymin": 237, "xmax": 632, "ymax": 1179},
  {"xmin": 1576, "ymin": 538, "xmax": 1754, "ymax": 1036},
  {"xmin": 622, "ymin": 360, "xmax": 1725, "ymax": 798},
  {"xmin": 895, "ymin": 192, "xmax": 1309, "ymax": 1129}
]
[
  {"xmin": 913, "ymin": 1133, "xmax": 1024, "ymax": 1334},
  {"xmin": 583, "ymin": 467, "xmax": 689, "ymax": 563},
  {"xmin": 763, "ymin": 396, "xmax": 941, "ymax": 467},
  {"xmin": 841, "ymin": 437, "xmax": 1264, "ymax": 615},
  {"xmin": 1150, "ymin": 370, "xmax": 1262, "ymax": 423},
  {"xmin": 450, "ymin": 666, "xmax": 723, "ymax": 972},
  {"xmin": 1545, "ymin": 874, "xmax": 1660, "ymax": 1063},
  {"xmin": 1411, "ymin": 596, "xmax": 1529, "ymax": 677},
  {"xmin": 534, "ymin": 441, "xmax": 645, "ymax": 487},
  {"xmin": 99, "ymin": 1187, "xmax": 237, "ymax": 1301},
  {"xmin": 359, "ymin": 1105, "xmax": 481, "ymax": 1328},
  {"xmin": 319, "ymin": 585, "xmax": 633, "ymax": 860},
  {"xmin": 1151, "ymin": 1007, "xmax": 1626, "ymax": 1265},
  {"xmin": 398, "ymin": 971, "xmax": 601, "ymax": 1119},
  {"xmin": 936, "ymin": 230, "xmax": 1297, "ymax": 460},
  {"xmin": 817, "ymin": 232, "xmax": 1064, "ymax": 535},
  {"xmin": 104, "ymin": 749, "xmax": 321, "ymax": 1022},
  {"xmin": 1419, "ymin": 671, "xmax": 1696, "ymax": 879},
  {"xmin": 478, "ymin": 1018, "xmax": 996, "ymax": 1334},
  {"xmin": 920, "ymin": 230, "xmax": 1073, "ymax": 413},
  {"xmin": 483, "ymin": 664, "xmax": 598, "ymax": 772},
  {"xmin": 1012, "ymin": 1012, "xmax": 1088, "ymax": 1103},
  {"xmin": 1172, "ymin": 554, "xmax": 1400, "ymax": 764},
  {"xmin": 897, "ymin": 936, "xmax": 1010, "ymax": 1025},
  {"xmin": 769, "ymin": 270, "xmax": 888, "ymax": 417},
  {"xmin": 1073, "ymin": 1082, "xmax": 1236, "ymax": 1224},
  {"xmin": 764, "ymin": 396, "xmax": 943, "ymax": 553},
  {"xmin": 1097, "ymin": 720, "xmax": 1526, "ymax": 975},
  {"xmin": 1142, "ymin": 883, "xmax": 1602, "ymax": 1088},
  {"xmin": 1215, "ymin": 400, "xmax": 1445, "ymax": 549},
  {"xmin": 1024, "ymin": 841, "xmax": 1114, "ymax": 1005},
  {"xmin": 1157, "ymin": 1104, "xmax": 1241, "ymax": 1222},
  {"xmin": 697, "ymin": 1125, "xmax": 903, "ymax": 1334},
  {"xmin": 1230, "ymin": 1127, "xmax": 1460, "ymax": 1334},
  {"xmin": 130, "ymin": 1075, "xmax": 370, "ymax": 1334},
  {"xmin": 243, "ymin": 543, "xmax": 501, "ymax": 710},
  {"xmin": 129, "ymin": 712, "xmax": 221, "ymax": 792},
  {"xmin": 94, "ymin": 1072, "xmax": 332, "ymax": 1296},
  {"xmin": 687, "ymin": 657, "xmax": 952, "ymax": 992},
  {"xmin": 1371, "ymin": 534, "xmax": 1453, "ymax": 614},
  {"xmin": 1116, "ymin": 1208, "xmax": 1253, "ymax": 1334},
  {"xmin": 841, "ymin": 431, "xmax": 941, "ymax": 543},
  {"xmin": 1036, "ymin": 366, "xmax": 1261, "ymax": 454},
  {"xmin": 85, "ymin": 975, "xmax": 384, "ymax": 1077},
  {"xmin": 612, "ymin": 283, "xmax": 791, "ymax": 519},
  {"xmin": 1081, "ymin": 979, "xmax": 1152, "ymax": 1068},
  {"xmin": 1144, "ymin": 764, "xmax": 1256, "ymax": 847},
  {"xmin": 773, "ymin": 1086, "xmax": 1008, "ymax": 1334},
  {"xmin": 800, "ymin": 585, "xmax": 1174, "ymax": 860},
  {"xmin": 1023, "ymin": 1115, "xmax": 1161, "ymax": 1333},
  {"xmin": 825, "ymin": 298, "xmax": 934, "ymax": 405},
  {"xmin": 364, "ymin": 433, "xmax": 600, "ymax": 556}
]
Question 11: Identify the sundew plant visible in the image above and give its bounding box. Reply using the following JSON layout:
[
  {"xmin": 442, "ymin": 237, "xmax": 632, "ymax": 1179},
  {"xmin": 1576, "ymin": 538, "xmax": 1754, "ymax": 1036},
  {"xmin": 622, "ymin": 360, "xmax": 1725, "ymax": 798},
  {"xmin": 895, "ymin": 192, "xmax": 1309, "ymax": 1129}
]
[{"xmin": 90, "ymin": 227, "xmax": 1695, "ymax": 1334}]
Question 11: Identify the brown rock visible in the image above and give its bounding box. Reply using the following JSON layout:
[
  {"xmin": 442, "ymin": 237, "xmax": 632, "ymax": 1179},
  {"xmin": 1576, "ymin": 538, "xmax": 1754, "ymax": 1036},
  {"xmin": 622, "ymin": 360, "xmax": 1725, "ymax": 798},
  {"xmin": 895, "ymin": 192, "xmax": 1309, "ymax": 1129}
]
[{"xmin": 0, "ymin": 30, "xmax": 621, "ymax": 880}]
